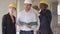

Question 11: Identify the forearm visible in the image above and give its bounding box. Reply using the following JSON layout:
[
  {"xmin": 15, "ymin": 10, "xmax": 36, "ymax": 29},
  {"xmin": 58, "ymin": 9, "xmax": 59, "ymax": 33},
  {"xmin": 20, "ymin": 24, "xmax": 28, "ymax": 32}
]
[
  {"xmin": 34, "ymin": 18, "xmax": 40, "ymax": 31},
  {"xmin": 2, "ymin": 25, "xmax": 7, "ymax": 34},
  {"xmin": 2, "ymin": 16, "xmax": 7, "ymax": 34},
  {"xmin": 32, "ymin": 5, "xmax": 40, "ymax": 11}
]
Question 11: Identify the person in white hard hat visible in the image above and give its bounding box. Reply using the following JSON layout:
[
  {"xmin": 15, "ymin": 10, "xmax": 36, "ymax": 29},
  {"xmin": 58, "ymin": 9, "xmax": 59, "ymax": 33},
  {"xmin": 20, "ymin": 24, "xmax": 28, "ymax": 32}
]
[{"xmin": 16, "ymin": 0, "xmax": 39, "ymax": 34}]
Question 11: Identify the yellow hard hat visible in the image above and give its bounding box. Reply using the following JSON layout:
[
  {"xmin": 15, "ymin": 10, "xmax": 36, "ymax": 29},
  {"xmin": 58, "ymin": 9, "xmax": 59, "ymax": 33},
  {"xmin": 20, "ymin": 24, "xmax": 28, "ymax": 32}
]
[
  {"xmin": 9, "ymin": 3, "xmax": 16, "ymax": 8},
  {"xmin": 39, "ymin": 1, "xmax": 48, "ymax": 5}
]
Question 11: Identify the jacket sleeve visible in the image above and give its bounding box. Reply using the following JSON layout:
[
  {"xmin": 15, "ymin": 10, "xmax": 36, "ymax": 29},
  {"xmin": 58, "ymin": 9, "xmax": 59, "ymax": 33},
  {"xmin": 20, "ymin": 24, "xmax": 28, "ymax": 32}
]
[
  {"xmin": 46, "ymin": 10, "xmax": 52, "ymax": 22},
  {"xmin": 40, "ymin": 10, "xmax": 52, "ymax": 26},
  {"xmin": 2, "ymin": 15, "xmax": 7, "ymax": 34}
]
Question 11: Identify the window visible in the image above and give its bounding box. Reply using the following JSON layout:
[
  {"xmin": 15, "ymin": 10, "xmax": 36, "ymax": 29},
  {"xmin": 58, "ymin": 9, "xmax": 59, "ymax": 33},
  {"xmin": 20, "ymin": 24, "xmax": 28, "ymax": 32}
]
[{"xmin": 57, "ymin": 4, "xmax": 60, "ymax": 24}]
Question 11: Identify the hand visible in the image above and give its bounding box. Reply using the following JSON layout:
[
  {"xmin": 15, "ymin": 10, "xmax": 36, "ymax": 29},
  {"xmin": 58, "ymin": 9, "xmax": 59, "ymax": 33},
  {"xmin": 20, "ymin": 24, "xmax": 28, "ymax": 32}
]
[
  {"xmin": 17, "ymin": 23, "xmax": 21, "ymax": 26},
  {"xmin": 34, "ymin": 30, "xmax": 39, "ymax": 34},
  {"xmin": 32, "ymin": 5, "xmax": 39, "ymax": 11},
  {"xmin": 25, "ymin": 24, "xmax": 32, "ymax": 28}
]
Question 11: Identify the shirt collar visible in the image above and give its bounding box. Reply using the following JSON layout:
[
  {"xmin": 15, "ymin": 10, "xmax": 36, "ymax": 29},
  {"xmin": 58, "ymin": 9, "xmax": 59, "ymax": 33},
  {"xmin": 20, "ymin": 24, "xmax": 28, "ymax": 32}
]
[
  {"xmin": 39, "ymin": 9, "xmax": 41, "ymax": 13},
  {"xmin": 24, "ymin": 9, "xmax": 32, "ymax": 13}
]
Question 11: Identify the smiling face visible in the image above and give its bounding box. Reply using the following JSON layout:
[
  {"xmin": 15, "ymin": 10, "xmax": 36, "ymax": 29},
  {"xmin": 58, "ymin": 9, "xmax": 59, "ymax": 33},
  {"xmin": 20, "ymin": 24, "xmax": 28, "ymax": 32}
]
[
  {"xmin": 24, "ymin": 3, "xmax": 32, "ymax": 11},
  {"xmin": 9, "ymin": 7, "xmax": 16, "ymax": 14}
]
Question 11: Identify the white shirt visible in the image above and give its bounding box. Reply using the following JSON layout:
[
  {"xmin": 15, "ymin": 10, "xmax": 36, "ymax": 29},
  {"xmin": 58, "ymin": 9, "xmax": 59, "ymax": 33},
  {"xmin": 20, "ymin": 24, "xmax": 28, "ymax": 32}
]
[
  {"xmin": 39, "ymin": 9, "xmax": 41, "ymax": 13},
  {"xmin": 17, "ymin": 10, "xmax": 38, "ymax": 31}
]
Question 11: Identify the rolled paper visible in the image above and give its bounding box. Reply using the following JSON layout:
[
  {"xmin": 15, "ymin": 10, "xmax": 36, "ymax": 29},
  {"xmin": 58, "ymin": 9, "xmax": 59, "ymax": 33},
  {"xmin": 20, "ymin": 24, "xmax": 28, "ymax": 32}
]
[
  {"xmin": 27, "ymin": 22, "xmax": 38, "ymax": 26},
  {"xmin": 20, "ymin": 21, "xmax": 38, "ymax": 26}
]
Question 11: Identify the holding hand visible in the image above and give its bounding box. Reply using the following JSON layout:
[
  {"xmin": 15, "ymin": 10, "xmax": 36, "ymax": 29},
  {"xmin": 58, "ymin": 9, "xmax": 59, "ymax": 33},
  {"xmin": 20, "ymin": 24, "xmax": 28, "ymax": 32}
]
[
  {"xmin": 17, "ymin": 23, "xmax": 21, "ymax": 26},
  {"xmin": 32, "ymin": 5, "xmax": 39, "ymax": 11},
  {"xmin": 25, "ymin": 24, "xmax": 32, "ymax": 28}
]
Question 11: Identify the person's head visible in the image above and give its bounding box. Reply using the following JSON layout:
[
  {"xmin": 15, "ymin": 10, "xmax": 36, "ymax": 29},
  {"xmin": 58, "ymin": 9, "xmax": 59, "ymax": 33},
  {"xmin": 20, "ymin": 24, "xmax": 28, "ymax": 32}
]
[
  {"xmin": 39, "ymin": 1, "xmax": 48, "ymax": 10},
  {"xmin": 9, "ymin": 3, "xmax": 16, "ymax": 14},
  {"xmin": 24, "ymin": 3, "xmax": 32, "ymax": 11},
  {"xmin": 24, "ymin": 0, "xmax": 32, "ymax": 11}
]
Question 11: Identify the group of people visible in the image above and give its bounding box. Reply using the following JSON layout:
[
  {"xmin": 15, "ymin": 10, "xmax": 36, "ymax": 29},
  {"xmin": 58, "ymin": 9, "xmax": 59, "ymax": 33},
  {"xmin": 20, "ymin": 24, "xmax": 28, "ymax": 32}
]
[{"xmin": 2, "ymin": 0, "xmax": 53, "ymax": 34}]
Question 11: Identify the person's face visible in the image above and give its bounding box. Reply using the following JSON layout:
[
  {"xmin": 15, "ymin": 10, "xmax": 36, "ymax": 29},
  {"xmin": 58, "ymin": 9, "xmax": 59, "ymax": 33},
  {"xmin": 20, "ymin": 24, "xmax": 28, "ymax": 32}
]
[
  {"xmin": 40, "ymin": 3, "xmax": 48, "ymax": 10},
  {"xmin": 24, "ymin": 3, "xmax": 32, "ymax": 11},
  {"xmin": 9, "ymin": 7, "xmax": 16, "ymax": 14}
]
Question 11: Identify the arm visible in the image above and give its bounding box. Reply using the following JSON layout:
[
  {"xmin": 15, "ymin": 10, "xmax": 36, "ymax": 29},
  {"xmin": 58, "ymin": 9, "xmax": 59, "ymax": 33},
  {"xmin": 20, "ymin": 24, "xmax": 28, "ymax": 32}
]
[
  {"xmin": 16, "ymin": 13, "xmax": 22, "ymax": 26},
  {"xmin": 46, "ymin": 10, "xmax": 52, "ymax": 23},
  {"xmin": 34, "ymin": 16, "xmax": 40, "ymax": 34},
  {"xmin": 16, "ymin": 14, "xmax": 21, "ymax": 32},
  {"xmin": 2, "ymin": 15, "xmax": 7, "ymax": 34},
  {"xmin": 41, "ymin": 10, "xmax": 52, "ymax": 26},
  {"xmin": 32, "ymin": 5, "xmax": 40, "ymax": 16},
  {"xmin": 16, "ymin": 17, "xmax": 21, "ymax": 26},
  {"xmin": 34, "ymin": 17, "xmax": 40, "ymax": 31},
  {"xmin": 32, "ymin": 5, "xmax": 40, "ymax": 11}
]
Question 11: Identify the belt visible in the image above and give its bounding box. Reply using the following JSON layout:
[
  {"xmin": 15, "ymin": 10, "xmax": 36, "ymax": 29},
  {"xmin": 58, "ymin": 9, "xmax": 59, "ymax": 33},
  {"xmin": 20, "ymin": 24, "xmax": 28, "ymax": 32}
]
[{"xmin": 20, "ymin": 30, "xmax": 33, "ymax": 32}]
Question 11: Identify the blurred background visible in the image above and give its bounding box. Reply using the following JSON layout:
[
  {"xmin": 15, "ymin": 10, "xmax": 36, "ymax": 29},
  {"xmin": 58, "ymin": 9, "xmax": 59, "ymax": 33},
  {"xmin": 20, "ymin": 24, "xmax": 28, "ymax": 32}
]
[{"xmin": 0, "ymin": 0, "xmax": 60, "ymax": 34}]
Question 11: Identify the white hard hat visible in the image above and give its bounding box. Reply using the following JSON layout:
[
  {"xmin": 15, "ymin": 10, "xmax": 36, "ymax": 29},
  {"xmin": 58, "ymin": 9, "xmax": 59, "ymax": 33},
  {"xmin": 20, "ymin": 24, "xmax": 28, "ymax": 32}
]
[{"xmin": 24, "ymin": 0, "xmax": 32, "ymax": 4}]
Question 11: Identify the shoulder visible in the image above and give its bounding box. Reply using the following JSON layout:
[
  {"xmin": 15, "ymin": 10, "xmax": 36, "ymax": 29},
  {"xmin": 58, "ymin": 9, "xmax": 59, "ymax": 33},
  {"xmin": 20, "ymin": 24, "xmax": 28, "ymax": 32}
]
[
  {"xmin": 30, "ymin": 10, "xmax": 37, "ymax": 14},
  {"xmin": 17, "ymin": 10, "xmax": 24, "ymax": 17},
  {"xmin": 46, "ymin": 9, "xmax": 52, "ymax": 16},
  {"xmin": 3, "ymin": 14, "xmax": 8, "ymax": 18},
  {"xmin": 46, "ymin": 9, "xmax": 51, "ymax": 13},
  {"xmin": 2, "ymin": 13, "xmax": 9, "ymax": 20},
  {"xmin": 18, "ymin": 10, "xmax": 24, "ymax": 14},
  {"xmin": 31, "ymin": 11, "xmax": 37, "ymax": 16},
  {"xmin": 30, "ymin": 10, "xmax": 38, "ymax": 17}
]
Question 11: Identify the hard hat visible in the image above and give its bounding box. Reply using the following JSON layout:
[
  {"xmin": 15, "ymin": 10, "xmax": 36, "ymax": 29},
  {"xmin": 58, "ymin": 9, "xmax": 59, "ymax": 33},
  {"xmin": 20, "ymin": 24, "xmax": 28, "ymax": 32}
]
[
  {"xmin": 39, "ymin": 1, "xmax": 48, "ymax": 5},
  {"xmin": 9, "ymin": 3, "xmax": 16, "ymax": 8},
  {"xmin": 24, "ymin": 0, "xmax": 32, "ymax": 4}
]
